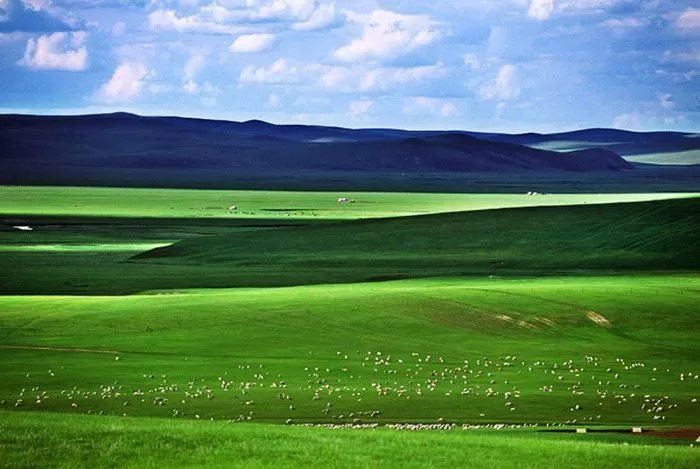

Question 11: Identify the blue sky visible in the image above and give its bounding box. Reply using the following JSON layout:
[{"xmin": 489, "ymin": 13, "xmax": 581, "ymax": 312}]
[{"xmin": 0, "ymin": 0, "xmax": 698, "ymax": 132}]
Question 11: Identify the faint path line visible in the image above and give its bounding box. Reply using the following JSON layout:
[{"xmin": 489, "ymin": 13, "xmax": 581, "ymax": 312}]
[{"xmin": 0, "ymin": 344, "xmax": 119, "ymax": 355}]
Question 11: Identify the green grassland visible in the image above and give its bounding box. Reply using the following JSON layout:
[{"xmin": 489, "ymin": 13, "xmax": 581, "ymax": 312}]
[
  {"xmin": 1, "ymin": 186, "xmax": 695, "ymax": 220},
  {"xmin": 1, "ymin": 276, "xmax": 699, "ymax": 426},
  {"xmin": 1, "ymin": 195, "xmax": 697, "ymax": 295},
  {"xmin": 1, "ymin": 411, "xmax": 697, "ymax": 469},
  {"xmin": 0, "ymin": 186, "xmax": 698, "ymax": 466}
]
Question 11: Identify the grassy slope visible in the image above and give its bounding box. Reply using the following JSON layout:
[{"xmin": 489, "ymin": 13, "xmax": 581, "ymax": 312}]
[
  {"xmin": 1, "ymin": 276, "xmax": 698, "ymax": 425},
  {"xmin": 1, "ymin": 411, "xmax": 697, "ymax": 469},
  {"xmin": 139, "ymin": 196, "xmax": 700, "ymax": 278}
]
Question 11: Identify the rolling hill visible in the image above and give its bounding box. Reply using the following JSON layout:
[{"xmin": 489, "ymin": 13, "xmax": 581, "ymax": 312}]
[
  {"xmin": 135, "ymin": 197, "xmax": 700, "ymax": 287},
  {"xmin": 0, "ymin": 113, "xmax": 632, "ymax": 176},
  {"xmin": 478, "ymin": 128, "xmax": 700, "ymax": 165}
]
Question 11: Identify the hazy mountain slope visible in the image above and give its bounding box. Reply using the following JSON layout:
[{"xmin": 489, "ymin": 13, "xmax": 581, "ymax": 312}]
[
  {"xmin": 0, "ymin": 113, "xmax": 633, "ymax": 176},
  {"xmin": 482, "ymin": 128, "xmax": 700, "ymax": 164}
]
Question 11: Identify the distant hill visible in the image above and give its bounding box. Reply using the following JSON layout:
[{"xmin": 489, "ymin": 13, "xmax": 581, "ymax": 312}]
[
  {"xmin": 3, "ymin": 112, "xmax": 700, "ymax": 191},
  {"xmin": 0, "ymin": 113, "xmax": 633, "ymax": 177}
]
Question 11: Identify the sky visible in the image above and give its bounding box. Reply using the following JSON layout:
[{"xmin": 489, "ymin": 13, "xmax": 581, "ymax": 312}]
[{"xmin": 0, "ymin": 0, "xmax": 699, "ymax": 132}]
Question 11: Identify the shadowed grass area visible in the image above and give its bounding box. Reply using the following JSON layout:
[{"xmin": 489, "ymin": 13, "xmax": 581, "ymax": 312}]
[
  {"xmin": 0, "ymin": 411, "xmax": 697, "ymax": 469},
  {"xmin": 137, "ymin": 197, "xmax": 700, "ymax": 282}
]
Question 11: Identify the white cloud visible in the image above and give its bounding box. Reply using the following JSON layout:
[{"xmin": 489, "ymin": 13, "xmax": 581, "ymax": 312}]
[
  {"xmin": 528, "ymin": 0, "xmax": 554, "ymax": 20},
  {"xmin": 403, "ymin": 97, "xmax": 458, "ymax": 117},
  {"xmin": 359, "ymin": 62, "xmax": 446, "ymax": 91},
  {"xmin": 242, "ymin": 0, "xmax": 336, "ymax": 29},
  {"xmin": 314, "ymin": 62, "xmax": 446, "ymax": 92},
  {"xmin": 19, "ymin": 32, "xmax": 87, "ymax": 71},
  {"xmin": 332, "ymin": 9, "xmax": 440, "ymax": 63},
  {"xmin": 148, "ymin": 1, "xmax": 338, "ymax": 34},
  {"xmin": 229, "ymin": 33, "xmax": 275, "ymax": 53},
  {"xmin": 349, "ymin": 99, "xmax": 373, "ymax": 118},
  {"xmin": 95, "ymin": 61, "xmax": 150, "ymax": 102},
  {"xmin": 240, "ymin": 59, "xmax": 446, "ymax": 93},
  {"xmin": 250, "ymin": 0, "xmax": 316, "ymax": 21},
  {"xmin": 479, "ymin": 64, "xmax": 521, "ymax": 101},
  {"xmin": 293, "ymin": 2, "xmax": 337, "ymax": 30},
  {"xmin": 148, "ymin": 9, "xmax": 246, "ymax": 34},
  {"xmin": 319, "ymin": 66, "xmax": 346, "ymax": 88},
  {"xmin": 21, "ymin": 0, "xmax": 50, "ymax": 11},
  {"xmin": 240, "ymin": 58, "xmax": 299, "ymax": 84},
  {"xmin": 182, "ymin": 54, "xmax": 205, "ymax": 93},
  {"xmin": 676, "ymin": 8, "xmax": 700, "ymax": 33}
]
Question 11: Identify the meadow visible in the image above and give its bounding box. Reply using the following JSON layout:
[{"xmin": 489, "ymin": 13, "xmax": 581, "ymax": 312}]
[
  {"xmin": 1, "ymin": 188, "xmax": 697, "ymax": 295},
  {"xmin": 0, "ymin": 186, "xmax": 698, "ymax": 466},
  {"xmin": 1, "ymin": 185, "xmax": 693, "ymax": 219},
  {"xmin": 1, "ymin": 276, "xmax": 699, "ymax": 426},
  {"xmin": 1, "ymin": 411, "xmax": 697, "ymax": 468}
]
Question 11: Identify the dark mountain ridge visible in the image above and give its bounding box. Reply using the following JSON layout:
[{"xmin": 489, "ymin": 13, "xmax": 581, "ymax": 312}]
[
  {"xmin": 0, "ymin": 112, "xmax": 633, "ymax": 173},
  {"xmin": 5, "ymin": 112, "xmax": 699, "ymax": 191}
]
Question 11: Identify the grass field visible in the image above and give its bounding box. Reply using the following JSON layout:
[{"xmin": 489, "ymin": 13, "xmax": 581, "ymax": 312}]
[
  {"xmin": 0, "ymin": 186, "xmax": 698, "ymax": 467},
  {"xmin": 1, "ymin": 411, "xmax": 697, "ymax": 468},
  {"xmin": 1, "ymin": 276, "xmax": 699, "ymax": 426},
  {"xmin": 1, "ymin": 191, "xmax": 698, "ymax": 295},
  {"xmin": 1, "ymin": 186, "xmax": 695, "ymax": 219}
]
